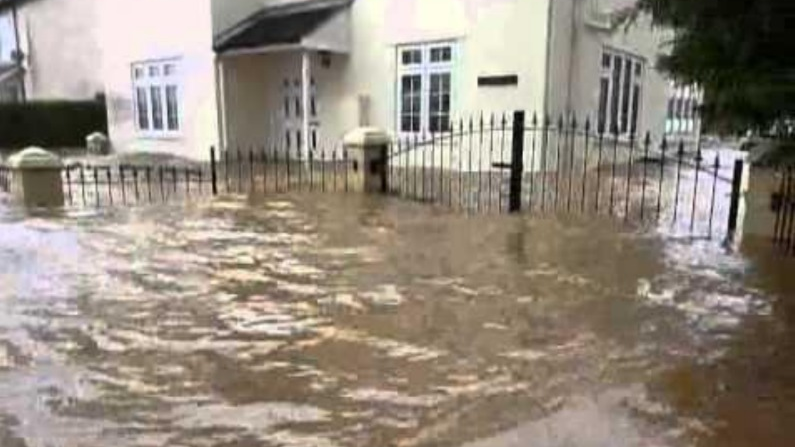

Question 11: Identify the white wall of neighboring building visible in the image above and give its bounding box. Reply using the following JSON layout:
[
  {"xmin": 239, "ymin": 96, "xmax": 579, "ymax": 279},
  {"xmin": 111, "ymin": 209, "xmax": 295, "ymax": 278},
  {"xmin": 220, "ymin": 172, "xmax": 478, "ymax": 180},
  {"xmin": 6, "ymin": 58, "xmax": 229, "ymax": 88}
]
[
  {"xmin": 220, "ymin": 0, "xmax": 551, "ymax": 155},
  {"xmin": 100, "ymin": 0, "xmax": 219, "ymax": 160},
  {"xmin": 547, "ymin": 0, "xmax": 674, "ymax": 143},
  {"xmin": 14, "ymin": 0, "xmax": 104, "ymax": 100}
]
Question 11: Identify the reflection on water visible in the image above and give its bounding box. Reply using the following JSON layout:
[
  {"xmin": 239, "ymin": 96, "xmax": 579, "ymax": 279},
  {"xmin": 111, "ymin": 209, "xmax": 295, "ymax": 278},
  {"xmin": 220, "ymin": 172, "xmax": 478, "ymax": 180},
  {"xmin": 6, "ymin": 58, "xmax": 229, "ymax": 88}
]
[{"xmin": 0, "ymin": 194, "xmax": 794, "ymax": 447}]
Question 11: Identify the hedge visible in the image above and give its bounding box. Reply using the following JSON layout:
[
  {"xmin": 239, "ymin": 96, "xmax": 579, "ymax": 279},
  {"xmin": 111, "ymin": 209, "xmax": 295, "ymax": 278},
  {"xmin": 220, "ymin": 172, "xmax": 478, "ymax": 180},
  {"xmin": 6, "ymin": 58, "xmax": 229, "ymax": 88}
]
[{"xmin": 0, "ymin": 99, "xmax": 108, "ymax": 149}]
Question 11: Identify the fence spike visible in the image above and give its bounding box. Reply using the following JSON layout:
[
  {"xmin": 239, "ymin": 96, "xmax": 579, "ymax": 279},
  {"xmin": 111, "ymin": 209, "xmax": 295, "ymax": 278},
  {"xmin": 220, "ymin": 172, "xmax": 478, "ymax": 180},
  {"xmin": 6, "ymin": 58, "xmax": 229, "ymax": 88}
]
[
  {"xmin": 624, "ymin": 131, "xmax": 636, "ymax": 221},
  {"xmin": 690, "ymin": 147, "xmax": 703, "ymax": 233},
  {"xmin": 657, "ymin": 137, "xmax": 667, "ymax": 220},
  {"xmin": 159, "ymin": 165, "xmax": 165, "ymax": 201},
  {"xmin": 708, "ymin": 154, "xmax": 720, "ymax": 238},
  {"xmin": 673, "ymin": 139, "xmax": 685, "ymax": 223},
  {"xmin": 640, "ymin": 131, "xmax": 651, "ymax": 221},
  {"xmin": 581, "ymin": 117, "xmax": 592, "ymax": 213}
]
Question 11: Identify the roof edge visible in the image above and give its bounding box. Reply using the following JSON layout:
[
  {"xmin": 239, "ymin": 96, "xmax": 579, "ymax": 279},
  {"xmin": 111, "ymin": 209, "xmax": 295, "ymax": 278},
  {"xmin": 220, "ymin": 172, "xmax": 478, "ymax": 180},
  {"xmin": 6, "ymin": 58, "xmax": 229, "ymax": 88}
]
[{"xmin": 214, "ymin": 0, "xmax": 352, "ymax": 52}]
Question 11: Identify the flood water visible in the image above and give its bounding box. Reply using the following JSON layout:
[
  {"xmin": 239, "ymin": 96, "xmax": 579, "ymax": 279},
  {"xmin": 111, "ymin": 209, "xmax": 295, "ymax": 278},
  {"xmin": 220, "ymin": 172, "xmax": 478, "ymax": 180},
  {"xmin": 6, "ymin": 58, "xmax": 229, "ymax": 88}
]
[{"xmin": 1, "ymin": 193, "xmax": 794, "ymax": 447}]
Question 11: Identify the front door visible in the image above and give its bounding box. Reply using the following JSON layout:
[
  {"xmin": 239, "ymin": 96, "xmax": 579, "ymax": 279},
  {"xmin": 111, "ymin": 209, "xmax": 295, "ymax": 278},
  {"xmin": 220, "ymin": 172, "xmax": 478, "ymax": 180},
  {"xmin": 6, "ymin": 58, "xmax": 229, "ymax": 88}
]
[{"xmin": 281, "ymin": 76, "xmax": 320, "ymax": 156}]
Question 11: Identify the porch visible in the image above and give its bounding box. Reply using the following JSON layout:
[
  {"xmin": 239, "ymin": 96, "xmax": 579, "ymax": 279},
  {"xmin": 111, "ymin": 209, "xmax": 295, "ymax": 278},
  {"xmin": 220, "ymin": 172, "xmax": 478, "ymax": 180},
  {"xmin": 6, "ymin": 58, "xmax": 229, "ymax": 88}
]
[{"xmin": 213, "ymin": 0, "xmax": 357, "ymax": 160}]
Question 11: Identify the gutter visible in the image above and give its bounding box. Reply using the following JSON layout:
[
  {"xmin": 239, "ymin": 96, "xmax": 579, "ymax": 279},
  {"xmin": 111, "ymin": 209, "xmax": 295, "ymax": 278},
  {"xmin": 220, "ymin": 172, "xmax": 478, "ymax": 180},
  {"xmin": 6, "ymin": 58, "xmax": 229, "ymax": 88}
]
[
  {"xmin": 10, "ymin": 0, "xmax": 26, "ymax": 101},
  {"xmin": 542, "ymin": 0, "xmax": 553, "ymax": 118}
]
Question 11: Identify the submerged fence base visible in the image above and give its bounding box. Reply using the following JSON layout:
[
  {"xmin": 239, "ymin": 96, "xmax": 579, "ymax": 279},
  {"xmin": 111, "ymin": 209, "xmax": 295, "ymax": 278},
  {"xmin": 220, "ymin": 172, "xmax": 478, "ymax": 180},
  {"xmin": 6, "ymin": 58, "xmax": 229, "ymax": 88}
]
[
  {"xmin": 388, "ymin": 110, "xmax": 745, "ymax": 240},
  {"xmin": 0, "ymin": 111, "xmax": 752, "ymax": 244}
]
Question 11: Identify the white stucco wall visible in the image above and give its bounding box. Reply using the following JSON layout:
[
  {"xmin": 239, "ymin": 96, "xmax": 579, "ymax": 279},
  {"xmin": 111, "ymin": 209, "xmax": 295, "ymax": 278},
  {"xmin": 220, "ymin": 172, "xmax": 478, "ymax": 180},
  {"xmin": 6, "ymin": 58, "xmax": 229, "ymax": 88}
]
[
  {"xmin": 100, "ymin": 0, "xmax": 219, "ymax": 160},
  {"xmin": 220, "ymin": 0, "xmax": 551, "ymax": 153},
  {"xmin": 13, "ymin": 0, "xmax": 104, "ymax": 100}
]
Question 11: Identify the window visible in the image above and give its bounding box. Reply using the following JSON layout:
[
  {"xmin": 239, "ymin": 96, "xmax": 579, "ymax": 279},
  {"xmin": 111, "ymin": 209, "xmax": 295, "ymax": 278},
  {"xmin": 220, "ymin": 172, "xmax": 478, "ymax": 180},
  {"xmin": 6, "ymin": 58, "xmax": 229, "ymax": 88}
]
[
  {"xmin": 597, "ymin": 49, "xmax": 644, "ymax": 135},
  {"xmin": 665, "ymin": 84, "xmax": 700, "ymax": 135},
  {"xmin": 397, "ymin": 42, "xmax": 456, "ymax": 134},
  {"xmin": 132, "ymin": 58, "xmax": 181, "ymax": 136}
]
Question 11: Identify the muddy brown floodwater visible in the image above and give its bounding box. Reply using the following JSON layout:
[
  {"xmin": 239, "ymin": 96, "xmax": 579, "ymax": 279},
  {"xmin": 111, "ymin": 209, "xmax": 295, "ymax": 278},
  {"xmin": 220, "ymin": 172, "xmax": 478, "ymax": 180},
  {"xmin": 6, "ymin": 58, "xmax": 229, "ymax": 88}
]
[{"xmin": 0, "ymin": 193, "xmax": 794, "ymax": 447}]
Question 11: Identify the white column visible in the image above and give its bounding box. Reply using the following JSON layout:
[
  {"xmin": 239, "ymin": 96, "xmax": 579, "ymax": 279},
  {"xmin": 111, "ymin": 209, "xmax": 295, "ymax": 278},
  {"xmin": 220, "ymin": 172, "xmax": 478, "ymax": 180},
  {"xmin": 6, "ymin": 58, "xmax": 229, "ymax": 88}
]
[
  {"xmin": 214, "ymin": 56, "xmax": 229, "ymax": 152},
  {"xmin": 301, "ymin": 50, "xmax": 311, "ymax": 161}
]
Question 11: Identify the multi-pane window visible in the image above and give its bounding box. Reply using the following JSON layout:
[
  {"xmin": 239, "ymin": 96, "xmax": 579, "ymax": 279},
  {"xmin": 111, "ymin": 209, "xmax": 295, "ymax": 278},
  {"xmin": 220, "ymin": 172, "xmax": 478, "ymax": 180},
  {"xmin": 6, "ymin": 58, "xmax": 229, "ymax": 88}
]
[
  {"xmin": 397, "ymin": 42, "xmax": 455, "ymax": 134},
  {"xmin": 597, "ymin": 49, "xmax": 644, "ymax": 135},
  {"xmin": 665, "ymin": 83, "xmax": 700, "ymax": 134},
  {"xmin": 132, "ymin": 59, "xmax": 181, "ymax": 136}
]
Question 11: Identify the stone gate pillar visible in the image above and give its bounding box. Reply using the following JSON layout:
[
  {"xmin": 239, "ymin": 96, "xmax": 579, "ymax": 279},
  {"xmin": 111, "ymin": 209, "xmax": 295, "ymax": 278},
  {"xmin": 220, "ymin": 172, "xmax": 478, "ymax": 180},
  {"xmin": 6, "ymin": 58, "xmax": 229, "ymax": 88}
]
[
  {"xmin": 342, "ymin": 127, "xmax": 390, "ymax": 194},
  {"xmin": 8, "ymin": 147, "xmax": 65, "ymax": 208}
]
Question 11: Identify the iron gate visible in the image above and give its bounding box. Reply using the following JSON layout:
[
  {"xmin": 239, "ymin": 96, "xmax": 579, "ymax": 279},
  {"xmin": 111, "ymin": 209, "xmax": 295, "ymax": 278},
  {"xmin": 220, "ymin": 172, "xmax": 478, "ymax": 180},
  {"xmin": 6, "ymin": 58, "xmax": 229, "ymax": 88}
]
[{"xmin": 387, "ymin": 110, "xmax": 745, "ymax": 239}]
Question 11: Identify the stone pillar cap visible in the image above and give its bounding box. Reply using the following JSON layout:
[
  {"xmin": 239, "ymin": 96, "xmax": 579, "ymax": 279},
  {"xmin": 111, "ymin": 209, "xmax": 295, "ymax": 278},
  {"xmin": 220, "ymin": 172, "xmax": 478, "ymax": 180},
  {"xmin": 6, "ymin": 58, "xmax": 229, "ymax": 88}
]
[
  {"xmin": 86, "ymin": 132, "xmax": 108, "ymax": 141},
  {"xmin": 343, "ymin": 127, "xmax": 391, "ymax": 147},
  {"xmin": 8, "ymin": 147, "xmax": 64, "ymax": 169}
]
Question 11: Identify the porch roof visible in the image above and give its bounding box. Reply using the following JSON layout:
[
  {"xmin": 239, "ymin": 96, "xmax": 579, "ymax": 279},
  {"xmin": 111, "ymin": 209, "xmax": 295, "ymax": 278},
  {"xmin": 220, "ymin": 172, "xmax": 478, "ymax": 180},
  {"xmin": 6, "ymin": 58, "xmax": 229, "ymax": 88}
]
[{"xmin": 214, "ymin": 0, "xmax": 352, "ymax": 54}]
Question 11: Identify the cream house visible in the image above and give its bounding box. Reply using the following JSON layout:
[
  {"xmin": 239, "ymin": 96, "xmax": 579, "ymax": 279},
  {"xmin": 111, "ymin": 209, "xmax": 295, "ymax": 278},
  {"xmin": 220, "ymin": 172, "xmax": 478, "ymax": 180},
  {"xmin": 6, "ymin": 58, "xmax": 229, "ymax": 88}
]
[
  {"xmin": 0, "ymin": 0, "xmax": 104, "ymax": 102},
  {"xmin": 100, "ymin": 0, "xmax": 697, "ymax": 161}
]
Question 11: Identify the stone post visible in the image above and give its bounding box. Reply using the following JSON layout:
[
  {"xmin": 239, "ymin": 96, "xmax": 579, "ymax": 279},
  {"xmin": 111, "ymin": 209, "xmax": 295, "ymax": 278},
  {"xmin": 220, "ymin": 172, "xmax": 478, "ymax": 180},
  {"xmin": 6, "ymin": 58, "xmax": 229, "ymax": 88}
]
[
  {"xmin": 8, "ymin": 147, "xmax": 65, "ymax": 208},
  {"xmin": 742, "ymin": 165, "xmax": 777, "ymax": 238},
  {"xmin": 342, "ymin": 127, "xmax": 390, "ymax": 193}
]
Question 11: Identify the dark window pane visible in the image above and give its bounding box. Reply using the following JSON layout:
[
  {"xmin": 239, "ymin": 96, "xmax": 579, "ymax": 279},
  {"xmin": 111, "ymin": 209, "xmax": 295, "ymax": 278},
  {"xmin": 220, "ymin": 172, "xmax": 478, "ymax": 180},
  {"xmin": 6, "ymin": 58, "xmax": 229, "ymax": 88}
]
[
  {"xmin": 136, "ymin": 87, "xmax": 149, "ymax": 130},
  {"xmin": 284, "ymin": 97, "xmax": 290, "ymax": 117},
  {"xmin": 310, "ymin": 96, "xmax": 317, "ymax": 117},
  {"xmin": 634, "ymin": 62, "xmax": 642, "ymax": 76},
  {"xmin": 165, "ymin": 85, "xmax": 179, "ymax": 131},
  {"xmin": 621, "ymin": 58, "xmax": 632, "ymax": 133},
  {"xmin": 631, "ymin": 85, "xmax": 641, "ymax": 134},
  {"xmin": 598, "ymin": 78, "xmax": 609, "ymax": 133},
  {"xmin": 610, "ymin": 57, "xmax": 622, "ymax": 133},
  {"xmin": 296, "ymin": 130, "xmax": 302, "ymax": 150},
  {"xmin": 401, "ymin": 116, "xmax": 412, "ymax": 132},
  {"xmin": 311, "ymin": 129, "xmax": 317, "ymax": 149},
  {"xmin": 285, "ymin": 131, "xmax": 291, "ymax": 149},
  {"xmin": 430, "ymin": 46, "xmax": 452, "ymax": 62},
  {"xmin": 295, "ymin": 97, "xmax": 302, "ymax": 117},
  {"xmin": 667, "ymin": 98, "xmax": 674, "ymax": 119},
  {"xmin": 150, "ymin": 86, "xmax": 163, "ymax": 130},
  {"xmin": 602, "ymin": 53, "xmax": 611, "ymax": 69},
  {"xmin": 401, "ymin": 49, "xmax": 421, "ymax": 65}
]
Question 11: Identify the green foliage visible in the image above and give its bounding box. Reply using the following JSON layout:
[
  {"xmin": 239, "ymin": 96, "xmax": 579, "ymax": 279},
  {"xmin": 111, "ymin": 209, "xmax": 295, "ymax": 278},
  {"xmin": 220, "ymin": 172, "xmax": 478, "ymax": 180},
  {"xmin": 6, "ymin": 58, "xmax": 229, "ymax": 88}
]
[
  {"xmin": 637, "ymin": 0, "xmax": 794, "ymax": 134},
  {"xmin": 0, "ymin": 100, "xmax": 107, "ymax": 149}
]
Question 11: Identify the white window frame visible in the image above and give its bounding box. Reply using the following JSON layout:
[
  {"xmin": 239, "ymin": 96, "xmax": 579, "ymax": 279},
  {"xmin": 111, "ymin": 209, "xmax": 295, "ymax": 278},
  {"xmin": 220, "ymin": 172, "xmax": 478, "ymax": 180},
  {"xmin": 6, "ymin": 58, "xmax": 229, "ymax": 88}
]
[
  {"xmin": 131, "ymin": 58, "xmax": 182, "ymax": 139},
  {"xmin": 665, "ymin": 83, "xmax": 701, "ymax": 135},
  {"xmin": 396, "ymin": 41, "xmax": 456, "ymax": 136},
  {"xmin": 598, "ymin": 48, "xmax": 645, "ymax": 136}
]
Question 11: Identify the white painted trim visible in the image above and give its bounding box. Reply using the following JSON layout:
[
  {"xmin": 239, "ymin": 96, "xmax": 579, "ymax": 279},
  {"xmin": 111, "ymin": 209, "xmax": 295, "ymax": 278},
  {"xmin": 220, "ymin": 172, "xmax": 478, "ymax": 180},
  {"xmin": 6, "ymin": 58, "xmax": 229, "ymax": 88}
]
[
  {"xmin": 220, "ymin": 44, "xmax": 304, "ymax": 57},
  {"xmin": 131, "ymin": 57, "xmax": 183, "ymax": 139},
  {"xmin": 301, "ymin": 50, "xmax": 311, "ymax": 159},
  {"xmin": 395, "ymin": 41, "xmax": 457, "ymax": 137}
]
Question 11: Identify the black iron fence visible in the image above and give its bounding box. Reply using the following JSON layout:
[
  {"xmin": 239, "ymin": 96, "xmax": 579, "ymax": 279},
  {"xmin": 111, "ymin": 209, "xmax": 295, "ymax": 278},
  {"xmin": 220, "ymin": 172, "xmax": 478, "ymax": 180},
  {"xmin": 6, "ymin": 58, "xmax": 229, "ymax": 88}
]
[
  {"xmin": 389, "ymin": 111, "xmax": 744, "ymax": 239},
  {"xmin": 773, "ymin": 166, "xmax": 795, "ymax": 254},
  {"xmin": 213, "ymin": 145, "xmax": 355, "ymax": 196},
  {"xmin": 0, "ymin": 110, "xmax": 746, "ymax": 241},
  {"xmin": 0, "ymin": 144, "xmax": 358, "ymax": 207},
  {"xmin": 60, "ymin": 163, "xmax": 209, "ymax": 207},
  {"xmin": 0, "ymin": 164, "xmax": 10, "ymax": 193}
]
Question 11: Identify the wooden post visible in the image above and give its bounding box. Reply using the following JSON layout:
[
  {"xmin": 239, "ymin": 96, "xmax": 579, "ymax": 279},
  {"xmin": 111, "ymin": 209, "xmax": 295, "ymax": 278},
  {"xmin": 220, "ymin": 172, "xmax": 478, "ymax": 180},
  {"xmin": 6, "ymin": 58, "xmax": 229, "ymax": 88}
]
[
  {"xmin": 726, "ymin": 159, "xmax": 744, "ymax": 239},
  {"xmin": 508, "ymin": 110, "xmax": 525, "ymax": 213},
  {"xmin": 210, "ymin": 146, "xmax": 218, "ymax": 195}
]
